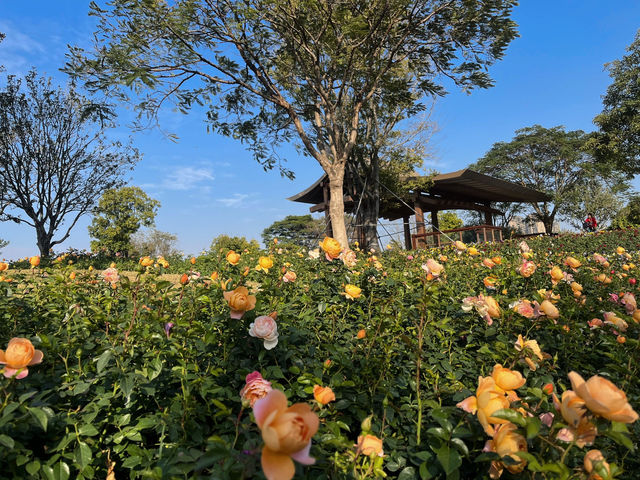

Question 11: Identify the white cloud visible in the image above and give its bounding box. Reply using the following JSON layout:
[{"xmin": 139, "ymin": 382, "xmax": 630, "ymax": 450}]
[
  {"xmin": 216, "ymin": 193, "xmax": 249, "ymax": 207},
  {"xmin": 162, "ymin": 167, "xmax": 215, "ymax": 190}
]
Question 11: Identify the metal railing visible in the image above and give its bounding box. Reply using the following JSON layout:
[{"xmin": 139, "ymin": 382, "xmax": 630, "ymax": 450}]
[{"xmin": 411, "ymin": 225, "xmax": 503, "ymax": 249}]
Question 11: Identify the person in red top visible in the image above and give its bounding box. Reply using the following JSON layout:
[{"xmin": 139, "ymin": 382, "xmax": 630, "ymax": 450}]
[{"xmin": 584, "ymin": 213, "xmax": 597, "ymax": 232}]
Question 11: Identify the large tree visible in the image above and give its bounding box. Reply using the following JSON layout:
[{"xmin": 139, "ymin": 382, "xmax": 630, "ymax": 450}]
[
  {"xmin": 262, "ymin": 214, "xmax": 326, "ymax": 248},
  {"xmin": 88, "ymin": 186, "xmax": 160, "ymax": 256},
  {"xmin": 472, "ymin": 125, "xmax": 625, "ymax": 234},
  {"xmin": 65, "ymin": 0, "xmax": 518, "ymax": 248},
  {"xmin": 0, "ymin": 71, "xmax": 137, "ymax": 256},
  {"xmin": 590, "ymin": 29, "xmax": 640, "ymax": 174}
]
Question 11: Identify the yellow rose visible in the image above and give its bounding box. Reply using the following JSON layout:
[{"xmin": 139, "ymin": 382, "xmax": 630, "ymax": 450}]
[
  {"xmin": 319, "ymin": 237, "xmax": 343, "ymax": 260},
  {"xmin": 565, "ymin": 256, "xmax": 582, "ymax": 269},
  {"xmin": 548, "ymin": 266, "xmax": 564, "ymax": 283},
  {"xmin": 343, "ymin": 284, "xmax": 362, "ymax": 300},
  {"xmin": 139, "ymin": 256, "xmax": 154, "ymax": 267},
  {"xmin": 568, "ymin": 372, "xmax": 638, "ymax": 423},
  {"xmin": 0, "ymin": 338, "xmax": 44, "ymax": 379},
  {"xmin": 226, "ymin": 250, "xmax": 241, "ymax": 266},
  {"xmin": 473, "ymin": 376, "xmax": 511, "ymax": 436},
  {"xmin": 253, "ymin": 390, "xmax": 319, "ymax": 480},
  {"xmin": 29, "ymin": 256, "xmax": 40, "ymax": 268},
  {"xmin": 454, "ymin": 240, "xmax": 467, "ymax": 251},
  {"xmin": 616, "ymin": 246, "xmax": 625, "ymax": 255},
  {"xmin": 223, "ymin": 286, "xmax": 256, "ymax": 319},
  {"xmin": 492, "ymin": 364, "xmax": 526, "ymax": 392},
  {"xmin": 313, "ymin": 385, "xmax": 336, "ymax": 405},
  {"xmin": 256, "ymin": 256, "xmax": 274, "ymax": 273},
  {"xmin": 485, "ymin": 295, "xmax": 501, "ymax": 318},
  {"xmin": 554, "ymin": 390, "xmax": 587, "ymax": 427},
  {"xmin": 467, "ymin": 246, "xmax": 479, "ymax": 256},
  {"xmin": 355, "ymin": 434, "xmax": 384, "ymax": 457}
]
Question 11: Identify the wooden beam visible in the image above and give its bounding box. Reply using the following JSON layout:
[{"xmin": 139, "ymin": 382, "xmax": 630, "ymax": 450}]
[{"xmin": 414, "ymin": 199, "xmax": 426, "ymax": 248}]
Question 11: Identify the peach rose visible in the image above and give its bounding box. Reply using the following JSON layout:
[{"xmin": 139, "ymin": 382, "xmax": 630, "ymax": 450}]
[
  {"xmin": 282, "ymin": 270, "xmax": 297, "ymax": 283},
  {"xmin": 340, "ymin": 249, "xmax": 357, "ymax": 268},
  {"xmin": 539, "ymin": 300, "xmax": 560, "ymax": 319},
  {"xmin": 343, "ymin": 284, "xmax": 362, "ymax": 300},
  {"xmin": 454, "ymin": 240, "xmax": 467, "ymax": 252},
  {"xmin": 319, "ymin": 237, "xmax": 342, "ymax": 261},
  {"xmin": 492, "ymin": 364, "xmax": 526, "ymax": 392},
  {"xmin": 313, "ymin": 385, "xmax": 336, "ymax": 405},
  {"xmin": 603, "ymin": 311, "xmax": 628, "ymax": 332},
  {"xmin": 422, "ymin": 258, "xmax": 444, "ymax": 278},
  {"xmin": 256, "ymin": 256, "xmax": 274, "ymax": 273},
  {"xmin": 249, "ymin": 314, "xmax": 279, "ymax": 350},
  {"xmin": 519, "ymin": 260, "xmax": 536, "ymax": 278},
  {"xmin": 0, "ymin": 338, "xmax": 44, "ymax": 379},
  {"xmin": 568, "ymin": 372, "xmax": 638, "ymax": 423},
  {"xmin": 482, "ymin": 258, "xmax": 496, "ymax": 269},
  {"xmin": 226, "ymin": 250, "xmax": 241, "ymax": 266},
  {"xmin": 514, "ymin": 335, "xmax": 543, "ymax": 361},
  {"xmin": 240, "ymin": 371, "xmax": 272, "ymax": 407},
  {"xmin": 355, "ymin": 434, "xmax": 384, "ymax": 457},
  {"xmin": 485, "ymin": 295, "xmax": 501, "ymax": 319},
  {"xmin": 548, "ymin": 266, "xmax": 564, "ymax": 284},
  {"xmin": 223, "ymin": 286, "xmax": 256, "ymax": 319},
  {"xmin": 253, "ymin": 389, "xmax": 319, "ymax": 480},
  {"xmin": 102, "ymin": 267, "xmax": 119, "ymax": 285},
  {"xmin": 512, "ymin": 300, "xmax": 535, "ymax": 319},
  {"xmin": 458, "ymin": 376, "xmax": 511, "ymax": 436},
  {"xmin": 584, "ymin": 450, "xmax": 610, "ymax": 480}
]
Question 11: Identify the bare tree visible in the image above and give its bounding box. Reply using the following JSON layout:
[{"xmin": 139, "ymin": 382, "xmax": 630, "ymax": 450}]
[{"xmin": 0, "ymin": 71, "xmax": 138, "ymax": 256}]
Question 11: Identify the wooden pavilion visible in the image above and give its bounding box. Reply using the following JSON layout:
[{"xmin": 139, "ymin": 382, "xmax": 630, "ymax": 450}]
[{"xmin": 288, "ymin": 168, "xmax": 550, "ymax": 249}]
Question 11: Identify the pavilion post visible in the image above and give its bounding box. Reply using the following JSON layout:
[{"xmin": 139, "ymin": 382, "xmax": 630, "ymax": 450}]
[
  {"xmin": 403, "ymin": 216, "xmax": 412, "ymax": 250},
  {"xmin": 414, "ymin": 199, "xmax": 426, "ymax": 248},
  {"xmin": 431, "ymin": 210, "xmax": 440, "ymax": 247},
  {"xmin": 322, "ymin": 180, "xmax": 333, "ymax": 238},
  {"xmin": 483, "ymin": 202, "xmax": 493, "ymax": 226}
]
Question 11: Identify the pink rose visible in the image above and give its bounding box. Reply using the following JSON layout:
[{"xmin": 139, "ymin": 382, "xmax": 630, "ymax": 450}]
[
  {"xmin": 282, "ymin": 270, "xmax": 297, "ymax": 283},
  {"xmin": 240, "ymin": 371, "xmax": 272, "ymax": 407},
  {"xmin": 101, "ymin": 267, "xmax": 119, "ymax": 285},
  {"xmin": 249, "ymin": 314, "xmax": 279, "ymax": 350}
]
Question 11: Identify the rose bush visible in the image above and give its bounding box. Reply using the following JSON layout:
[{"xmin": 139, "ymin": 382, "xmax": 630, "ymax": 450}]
[{"xmin": 0, "ymin": 229, "xmax": 638, "ymax": 478}]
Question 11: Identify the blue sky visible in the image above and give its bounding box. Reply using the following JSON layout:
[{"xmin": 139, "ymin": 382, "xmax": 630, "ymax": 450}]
[{"xmin": 1, "ymin": 1, "xmax": 639, "ymax": 259}]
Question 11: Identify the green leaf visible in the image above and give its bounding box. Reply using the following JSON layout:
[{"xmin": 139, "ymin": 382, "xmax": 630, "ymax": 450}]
[
  {"xmin": 29, "ymin": 407, "xmax": 48, "ymax": 431},
  {"xmin": 96, "ymin": 350, "xmax": 112, "ymax": 374},
  {"xmin": 491, "ymin": 409, "xmax": 526, "ymax": 427},
  {"xmin": 75, "ymin": 441, "xmax": 92, "ymax": 469},
  {"xmin": 78, "ymin": 424, "xmax": 99, "ymax": 436},
  {"xmin": 398, "ymin": 466, "xmax": 416, "ymax": 480},
  {"xmin": 0, "ymin": 434, "xmax": 15, "ymax": 449},
  {"xmin": 26, "ymin": 460, "xmax": 41, "ymax": 476},
  {"xmin": 434, "ymin": 445, "xmax": 462, "ymax": 475}
]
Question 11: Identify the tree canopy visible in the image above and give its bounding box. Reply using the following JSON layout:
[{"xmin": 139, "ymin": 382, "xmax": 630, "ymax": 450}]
[
  {"xmin": 591, "ymin": 29, "xmax": 640, "ymax": 174},
  {"xmin": 262, "ymin": 215, "xmax": 326, "ymax": 248},
  {"xmin": 472, "ymin": 125, "xmax": 628, "ymax": 234},
  {"xmin": 66, "ymin": 0, "xmax": 518, "ymax": 247},
  {"xmin": 88, "ymin": 187, "xmax": 160, "ymax": 256},
  {"xmin": 0, "ymin": 71, "xmax": 138, "ymax": 256}
]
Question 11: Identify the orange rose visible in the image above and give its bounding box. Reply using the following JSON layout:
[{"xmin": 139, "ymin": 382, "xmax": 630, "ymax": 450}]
[
  {"xmin": 0, "ymin": 262, "xmax": 8, "ymax": 272},
  {"xmin": 488, "ymin": 422, "xmax": 528, "ymax": 474},
  {"xmin": 29, "ymin": 256, "xmax": 40, "ymax": 268},
  {"xmin": 482, "ymin": 258, "xmax": 496, "ymax": 269},
  {"xmin": 565, "ymin": 256, "xmax": 582, "ymax": 269},
  {"xmin": 180, "ymin": 273, "xmax": 189, "ymax": 285},
  {"xmin": 568, "ymin": 372, "xmax": 638, "ymax": 423},
  {"xmin": 483, "ymin": 276, "xmax": 498, "ymax": 289},
  {"xmin": 223, "ymin": 286, "xmax": 257, "ymax": 319},
  {"xmin": 313, "ymin": 385, "xmax": 336, "ymax": 405},
  {"xmin": 355, "ymin": 434, "xmax": 384, "ymax": 457},
  {"xmin": 319, "ymin": 237, "xmax": 343, "ymax": 260},
  {"xmin": 457, "ymin": 376, "xmax": 511, "ymax": 436},
  {"xmin": 548, "ymin": 266, "xmax": 564, "ymax": 283},
  {"xmin": 343, "ymin": 284, "xmax": 361, "ymax": 300},
  {"xmin": 226, "ymin": 250, "xmax": 241, "ymax": 266},
  {"xmin": 485, "ymin": 295, "xmax": 501, "ymax": 319},
  {"xmin": 253, "ymin": 390, "xmax": 319, "ymax": 480},
  {"xmin": 356, "ymin": 329, "xmax": 366, "ymax": 339},
  {"xmin": 492, "ymin": 256, "xmax": 502, "ymax": 265},
  {"xmin": 492, "ymin": 364, "xmax": 526, "ymax": 392},
  {"xmin": 0, "ymin": 338, "xmax": 44, "ymax": 379}
]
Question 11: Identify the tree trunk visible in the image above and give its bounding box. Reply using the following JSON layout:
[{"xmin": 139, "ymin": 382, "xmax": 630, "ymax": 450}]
[
  {"xmin": 327, "ymin": 170, "xmax": 349, "ymax": 248},
  {"xmin": 357, "ymin": 184, "xmax": 380, "ymax": 251},
  {"xmin": 542, "ymin": 215, "xmax": 555, "ymax": 234},
  {"xmin": 36, "ymin": 226, "xmax": 52, "ymax": 257}
]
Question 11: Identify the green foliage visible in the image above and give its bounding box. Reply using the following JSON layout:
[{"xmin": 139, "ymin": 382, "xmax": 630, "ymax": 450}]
[
  {"xmin": 591, "ymin": 29, "xmax": 640, "ymax": 174},
  {"xmin": 209, "ymin": 235, "xmax": 260, "ymax": 255},
  {"xmin": 611, "ymin": 196, "xmax": 640, "ymax": 230},
  {"xmin": 1, "ymin": 230, "xmax": 639, "ymax": 478},
  {"xmin": 88, "ymin": 187, "xmax": 160, "ymax": 256},
  {"xmin": 437, "ymin": 212, "xmax": 464, "ymax": 231},
  {"xmin": 261, "ymin": 215, "xmax": 325, "ymax": 248}
]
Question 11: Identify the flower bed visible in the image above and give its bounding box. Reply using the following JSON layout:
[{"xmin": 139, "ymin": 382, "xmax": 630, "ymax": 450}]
[{"xmin": 0, "ymin": 230, "xmax": 638, "ymax": 479}]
